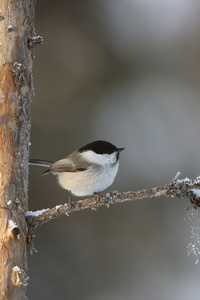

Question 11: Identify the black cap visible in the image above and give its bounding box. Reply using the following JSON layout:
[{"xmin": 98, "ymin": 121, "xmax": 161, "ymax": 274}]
[{"xmin": 78, "ymin": 140, "xmax": 124, "ymax": 155}]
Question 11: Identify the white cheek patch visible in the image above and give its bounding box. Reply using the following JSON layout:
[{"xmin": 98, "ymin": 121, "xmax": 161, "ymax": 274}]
[{"xmin": 81, "ymin": 150, "xmax": 117, "ymax": 165}]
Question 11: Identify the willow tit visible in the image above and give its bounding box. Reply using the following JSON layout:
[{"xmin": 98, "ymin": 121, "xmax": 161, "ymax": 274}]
[{"xmin": 29, "ymin": 140, "xmax": 124, "ymax": 205}]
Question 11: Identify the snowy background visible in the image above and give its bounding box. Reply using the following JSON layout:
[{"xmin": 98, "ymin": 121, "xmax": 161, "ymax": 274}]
[{"xmin": 28, "ymin": 0, "xmax": 200, "ymax": 299}]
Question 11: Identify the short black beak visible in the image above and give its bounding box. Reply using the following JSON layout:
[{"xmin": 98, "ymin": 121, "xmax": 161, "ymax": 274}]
[{"xmin": 117, "ymin": 147, "xmax": 125, "ymax": 152}]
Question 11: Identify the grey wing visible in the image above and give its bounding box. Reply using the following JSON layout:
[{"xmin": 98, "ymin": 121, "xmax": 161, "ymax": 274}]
[{"xmin": 48, "ymin": 158, "xmax": 88, "ymax": 173}]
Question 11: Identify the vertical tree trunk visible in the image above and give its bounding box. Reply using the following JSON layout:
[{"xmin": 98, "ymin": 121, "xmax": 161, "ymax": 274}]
[{"xmin": 0, "ymin": 0, "xmax": 36, "ymax": 298}]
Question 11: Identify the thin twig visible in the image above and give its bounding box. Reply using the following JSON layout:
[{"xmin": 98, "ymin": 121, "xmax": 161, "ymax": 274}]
[{"xmin": 26, "ymin": 173, "xmax": 200, "ymax": 251}]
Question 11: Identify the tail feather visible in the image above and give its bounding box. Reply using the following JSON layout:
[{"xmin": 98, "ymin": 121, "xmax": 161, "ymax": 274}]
[
  {"xmin": 42, "ymin": 168, "xmax": 51, "ymax": 175},
  {"xmin": 29, "ymin": 159, "xmax": 53, "ymax": 168}
]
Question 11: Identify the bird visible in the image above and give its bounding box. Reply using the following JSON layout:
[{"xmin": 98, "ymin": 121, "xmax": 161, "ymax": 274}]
[{"xmin": 29, "ymin": 140, "xmax": 125, "ymax": 206}]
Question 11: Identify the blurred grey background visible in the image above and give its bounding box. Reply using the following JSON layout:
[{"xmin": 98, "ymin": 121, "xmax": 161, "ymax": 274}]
[{"xmin": 28, "ymin": 0, "xmax": 200, "ymax": 299}]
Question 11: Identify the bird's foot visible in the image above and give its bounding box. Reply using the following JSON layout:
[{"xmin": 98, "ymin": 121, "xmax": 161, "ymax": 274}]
[
  {"xmin": 94, "ymin": 192, "xmax": 103, "ymax": 202},
  {"xmin": 68, "ymin": 191, "xmax": 75, "ymax": 208}
]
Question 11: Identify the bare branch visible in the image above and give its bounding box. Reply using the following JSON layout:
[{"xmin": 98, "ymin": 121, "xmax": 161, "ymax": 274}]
[
  {"xmin": 27, "ymin": 36, "xmax": 44, "ymax": 49},
  {"xmin": 26, "ymin": 173, "xmax": 200, "ymax": 251}
]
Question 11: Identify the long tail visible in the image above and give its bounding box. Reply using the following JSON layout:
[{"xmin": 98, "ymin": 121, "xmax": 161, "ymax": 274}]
[
  {"xmin": 29, "ymin": 159, "xmax": 53, "ymax": 168},
  {"xmin": 29, "ymin": 159, "xmax": 54, "ymax": 175}
]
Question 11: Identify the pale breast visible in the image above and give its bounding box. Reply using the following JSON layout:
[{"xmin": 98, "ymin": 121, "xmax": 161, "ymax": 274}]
[{"xmin": 57, "ymin": 162, "xmax": 119, "ymax": 196}]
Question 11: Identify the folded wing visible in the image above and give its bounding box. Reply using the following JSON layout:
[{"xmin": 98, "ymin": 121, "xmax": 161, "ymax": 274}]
[{"xmin": 44, "ymin": 158, "xmax": 87, "ymax": 175}]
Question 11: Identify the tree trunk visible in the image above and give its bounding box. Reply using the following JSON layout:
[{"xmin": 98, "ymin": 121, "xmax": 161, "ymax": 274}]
[{"xmin": 0, "ymin": 0, "xmax": 36, "ymax": 298}]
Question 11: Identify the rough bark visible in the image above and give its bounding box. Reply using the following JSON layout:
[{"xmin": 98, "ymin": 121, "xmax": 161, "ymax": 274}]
[{"xmin": 0, "ymin": 0, "xmax": 36, "ymax": 299}]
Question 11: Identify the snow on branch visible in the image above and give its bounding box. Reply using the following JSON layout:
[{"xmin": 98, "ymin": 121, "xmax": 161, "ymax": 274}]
[{"xmin": 26, "ymin": 172, "xmax": 200, "ymax": 252}]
